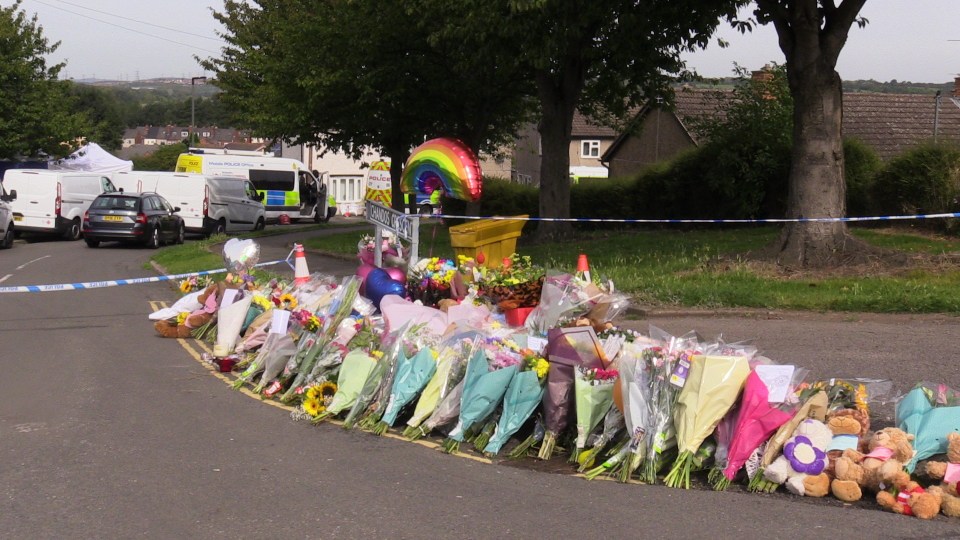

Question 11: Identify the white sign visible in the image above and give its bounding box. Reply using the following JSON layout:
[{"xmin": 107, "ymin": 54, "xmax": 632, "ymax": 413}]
[
  {"xmin": 365, "ymin": 201, "xmax": 414, "ymax": 241},
  {"xmin": 755, "ymin": 364, "xmax": 796, "ymax": 403}
]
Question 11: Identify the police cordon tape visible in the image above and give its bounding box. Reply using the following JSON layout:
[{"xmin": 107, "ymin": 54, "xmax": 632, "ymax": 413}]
[
  {"xmin": 6, "ymin": 209, "xmax": 957, "ymax": 293},
  {"xmin": 433, "ymin": 211, "xmax": 960, "ymax": 224},
  {"xmin": 0, "ymin": 259, "xmax": 287, "ymax": 294}
]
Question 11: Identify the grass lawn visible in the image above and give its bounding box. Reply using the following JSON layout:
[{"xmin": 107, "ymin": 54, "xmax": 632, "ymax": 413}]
[{"xmin": 300, "ymin": 222, "xmax": 960, "ymax": 314}]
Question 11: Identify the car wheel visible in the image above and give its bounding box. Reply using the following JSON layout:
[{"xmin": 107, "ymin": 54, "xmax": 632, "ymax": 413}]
[
  {"xmin": 176, "ymin": 223, "xmax": 185, "ymax": 244},
  {"xmin": 255, "ymin": 218, "xmax": 265, "ymax": 231},
  {"xmin": 63, "ymin": 218, "xmax": 82, "ymax": 241},
  {"xmin": 85, "ymin": 238, "xmax": 100, "ymax": 248},
  {"xmin": 1, "ymin": 225, "xmax": 13, "ymax": 249},
  {"xmin": 146, "ymin": 226, "xmax": 160, "ymax": 249}
]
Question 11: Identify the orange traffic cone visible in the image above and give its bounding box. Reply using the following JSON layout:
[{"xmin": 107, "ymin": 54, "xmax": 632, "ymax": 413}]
[
  {"xmin": 576, "ymin": 253, "xmax": 591, "ymax": 283},
  {"xmin": 293, "ymin": 243, "xmax": 310, "ymax": 286}
]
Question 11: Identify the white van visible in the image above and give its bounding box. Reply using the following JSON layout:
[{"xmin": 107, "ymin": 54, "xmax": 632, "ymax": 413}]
[
  {"xmin": 175, "ymin": 149, "xmax": 328, "ymax": 222},
  {"xmin": 0, "ymin": 180, "xmax": 16, "ymax": 249},
  {"xmin": 111, "ymin": 171, "xmax": 265, "ymax": 236},
  {"xmin": 3, "ymin": 170, "xmax": 116, "ymax": 240}
]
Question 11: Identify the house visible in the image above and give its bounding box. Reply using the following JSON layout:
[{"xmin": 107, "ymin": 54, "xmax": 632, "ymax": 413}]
[{"xmin": 601, "ymin": 74, "xmax": 960, "ymax": 179}]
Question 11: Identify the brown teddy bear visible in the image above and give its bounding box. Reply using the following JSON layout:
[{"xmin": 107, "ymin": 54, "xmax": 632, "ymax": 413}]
[
  {"xmin": 831, "ymin": 427, "xmax": 915, "ymax": 503},
  {"xmin": 876, "ymin": 474, "xmax": 942, "ymax": 519},
  {"xmin": 154, "ymin": 283, "xmax": 221, "ymax": 338},
  {"xmin": 925, "ymin": 432, "xmax": 960, "ymax": 518},
  {"xmin": 824, "ymin": 408, "xmax": 870, "ymax": 478}
]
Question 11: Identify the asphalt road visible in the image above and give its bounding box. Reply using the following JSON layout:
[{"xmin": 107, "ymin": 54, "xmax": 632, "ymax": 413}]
[{"xmin": 1, "ymin": 227, "xmax": 959, "ymax": 539}]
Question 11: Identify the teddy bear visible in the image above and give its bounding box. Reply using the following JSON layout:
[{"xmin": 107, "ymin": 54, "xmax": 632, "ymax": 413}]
[
  {"xmin": 824, "ymin": 408, "xmax": 871, "ymax": 478},
  {"xmin": 831, "ymin": 427, "xmax": 915, "ymax": 503},
  {"xmin": 154, "ymin": 283, "xmax": 222, "ymax": 338},
  {"xmin": 763, "ymin": 418, "xmax": 833, "ymax": 497},
  {"xmin": 876, "ymin": 474, "xmax": 942, "ymax": 519},
  {"xmin": 924, "ymin": 431, "xmax": 960, "ymax": 518}
]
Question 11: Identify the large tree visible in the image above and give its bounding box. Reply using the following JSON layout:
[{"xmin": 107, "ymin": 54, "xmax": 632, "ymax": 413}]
[
  {"xmin": 753, "ymin": 0, "xmax": 869, "ymax": 267},
  {"xmin": 468, "ymin": 0, "xmax": 747, "ymax": 240},
  {"xmin": 0, "ymin": 1, "xmax": 91, "ymax": 159},
  {"xmin": 204, "ymin": 0, "xmax": 534, "ymax": 211}
]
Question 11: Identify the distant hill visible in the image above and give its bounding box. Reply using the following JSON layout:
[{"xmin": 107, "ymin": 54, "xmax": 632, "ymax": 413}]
[{"xmin": 72, "ymin": 78, "xmax": 220, "ymax": 98}]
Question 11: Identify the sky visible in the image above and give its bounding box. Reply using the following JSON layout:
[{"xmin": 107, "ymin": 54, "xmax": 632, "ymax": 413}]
[{"xmin": 12, "ymin": 0, "xmax": 960, "ymax": 84}]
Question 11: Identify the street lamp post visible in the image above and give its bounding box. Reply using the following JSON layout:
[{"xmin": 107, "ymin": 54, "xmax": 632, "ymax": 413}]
[{"xmin": 190, "ymin": 76, "xmax": 207, "ymax": 146}]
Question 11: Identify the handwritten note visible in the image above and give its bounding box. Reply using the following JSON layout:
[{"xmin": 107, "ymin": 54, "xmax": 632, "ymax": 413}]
[
  {"xmin": 755, "ymin": 364, "xmax": 796, "ymax": 403},
  {"xmin": 270, "ymin": 309, "xmax": 291, "ymax": 334},
  {"xmin": 220, "ymin": 288, "xmax": 239, "ymax": 308}
]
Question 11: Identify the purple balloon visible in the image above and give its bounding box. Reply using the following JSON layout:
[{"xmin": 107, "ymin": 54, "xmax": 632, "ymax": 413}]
[{"xmin": 384, "ymin": 266, "xmax": 406, "ymax": 283}]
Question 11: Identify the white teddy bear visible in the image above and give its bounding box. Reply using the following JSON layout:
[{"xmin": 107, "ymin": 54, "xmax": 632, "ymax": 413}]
[{"xmin": 763, "ymin": 418, "xmax": 833, "ymax": 497}]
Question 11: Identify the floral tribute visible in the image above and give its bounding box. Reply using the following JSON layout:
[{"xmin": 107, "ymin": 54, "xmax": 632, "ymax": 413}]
[{"xmin": 146, "ymin": 238, "xmax": 960, "ymax": 521}]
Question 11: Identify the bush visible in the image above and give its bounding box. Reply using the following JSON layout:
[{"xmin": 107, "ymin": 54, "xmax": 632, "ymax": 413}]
[
  {"xmin": 843, "ymin": 138, "xmax": 882, "ymax": 216},
  {"xmin": 872, "ymin": 142, "xmax": 960, "ymax": 232}
]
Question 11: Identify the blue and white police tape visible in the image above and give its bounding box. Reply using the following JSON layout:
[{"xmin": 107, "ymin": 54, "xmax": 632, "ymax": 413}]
[
  {"xmin": 0, "ymin": 259, "xmax": 286, "ymax": 294},
  {"xmin": 433, "ymin": 211, "xmax": 960, "ymax": 224}
]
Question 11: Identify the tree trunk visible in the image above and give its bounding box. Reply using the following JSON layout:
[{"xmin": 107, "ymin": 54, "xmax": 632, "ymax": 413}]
[
  {"xmin": 775, "ymin": 62, "xmax": 851, "ymax": 267},
  {"xmin": 535, "ymin": 77, "xmax": 577, "ymax": 242}
]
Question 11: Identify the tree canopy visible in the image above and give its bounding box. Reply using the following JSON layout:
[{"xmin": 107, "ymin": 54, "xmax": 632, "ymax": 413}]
[
  {"xmin": 203, "ymin": 0, "xmax": 535, "ymax": 210},
  {"xmin": 0, "ymin": 1, "xmax": 91, "ymax": 159}
]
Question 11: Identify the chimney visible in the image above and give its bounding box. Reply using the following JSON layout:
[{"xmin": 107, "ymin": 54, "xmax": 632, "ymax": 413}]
[
  {"xmin": 752, "ymin": 64, "xmax": 774, "ymax": 84},
  {"xmin": 954, "ymin": 76, "xmax": 960, "ymax": 98}
]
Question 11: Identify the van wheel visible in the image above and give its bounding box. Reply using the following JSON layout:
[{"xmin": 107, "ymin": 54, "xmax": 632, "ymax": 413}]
[
  {"xmin": 214, "ymin": 219, "xmax": 226, "ymax": 236},
  {"xmin": 255, "ymin": 218, "xmax": 265, "ymax": 231},
  {"xmin": 1, "ymin": 225, "xmax": 13, "ymax": 249},
  {"xmin": 85, "ymin": 238, "xmax": 100, "ymax": 248},
  {"xmin": 63, "ymin": 218, "xmax": 82, "ymax": 241},
  {"xmin": 176, "ymin": 223, "xmax": 185, "ymax": 244},
  {"xmin": 146, "ymin": 227, "xmax": 160, "ymax": 249}
]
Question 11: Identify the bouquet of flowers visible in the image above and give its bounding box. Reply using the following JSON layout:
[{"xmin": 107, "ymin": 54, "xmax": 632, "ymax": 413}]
[
  {"xmin": 524, "ymin": 273, "xmax": 603, "ymax": 336},
  {"xmin": 441, "ymin": 340, "xmax": 520, "ymax": 454},
  {"xmin": 358, "ymin": 233, "xmax": 407, "ymax": 268},
  {"xmin": 664, "ymin": 354, "xmax": 751, "ymax": 489},
  {"xmin": 178, "ymin": 274, "xmax": 213, "ymax": 294},
  {"xmin": 482, "ymin": 349, "xmax": 549, "ymax": 456},
  {"xmin": 311, "ymin": 349, "xmax": 382, "ymax": 424},
  {"xmin": 371, "ymin": 347, "xmax": 438, "ymax": 435},
  {"xmin": 407, "ymin": 257, "xmax": 458, "ymax": 308},
  {"xmin": 570, "ymin": 366, "xmax": 618, "ymax": 463},
  {"xmin": 537, "ymin": 326, "xmax": 608, "ymax": 460},
  {"xmin": 898, "ymin": 382, "xmax": 960, "ymax": 471},
  {"xmin": 342, "ymin": 325, "xmax": 410, "ymax": 430},
  {"xmin": 711, "ymin": 370, "xmax": 793, "ymax": 490},
  {"xmin": 298, "ymin": 381, "xmax": 338, "ymax": 419},
  {"xmin": 278, "ymin": 276, "xmax": 360, "ymax": 403},
  {"xmin": 402, "ymin": 331, "xmax": 479, "ymax": 439},
  {"xmin": 232, "ymin": 309, "xmax": 296, "ymax": 390}
]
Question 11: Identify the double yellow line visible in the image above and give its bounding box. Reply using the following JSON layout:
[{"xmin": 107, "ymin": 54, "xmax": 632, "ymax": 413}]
[{"xmin": 149, "ymin": 300, "xmax": 493, "ymax": 464}]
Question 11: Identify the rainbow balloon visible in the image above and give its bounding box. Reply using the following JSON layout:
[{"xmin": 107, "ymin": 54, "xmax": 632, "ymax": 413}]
[{"xmin": 400, "ymin": 138, "xmax": 482, "ymax": 202}]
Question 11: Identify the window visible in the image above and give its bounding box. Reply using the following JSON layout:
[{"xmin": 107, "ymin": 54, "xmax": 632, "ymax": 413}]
[
  {"xmin": 581, "ymin": 140, "xmax": 600, "ymax": 158},
  {"xmin": 249, "ymin": 169, "xmax": 295, "ymax": 191},
  {"xmin": 181, "ymin": 131, "xmax": 188, "ymax": 138}
]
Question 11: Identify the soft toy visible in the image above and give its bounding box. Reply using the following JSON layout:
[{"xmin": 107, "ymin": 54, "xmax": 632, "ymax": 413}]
[
  {"xmin": 763, "ymin": 418, "xmax": 833, "ymax": 497},
  {"xmin": 925, "ymin": 432, "xmax": 960, "ymax": 518},
  {"xmin": 154, "ymin": 283, "xmax": 221, "ymax": 338},
  {"xmin": 832, "ymin": 427, "xmax": 915, "ymax": 503},
  {"xmin": 824, "ymin": 408, "xmax": 870, "ymax": 478},
  {"xmin": 876, "ymin": 474, "xmax": 942, "ymax": 519}
]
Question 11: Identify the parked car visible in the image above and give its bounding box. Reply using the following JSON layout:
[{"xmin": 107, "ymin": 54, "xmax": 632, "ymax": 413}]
[
  {"xmin": 111, "ymin": 171, "xmax": 266, "ymax": 236},
  {"xmin": 82, "ymin": 192, "xmax": 185, "ymax": 248},
  {"xmin": 0, "ymin": 180, "xmax": 16, "ymax": 249},
  {"xmin": 3, "ymin": 169, "xmax": 116, "ymax": 240}
]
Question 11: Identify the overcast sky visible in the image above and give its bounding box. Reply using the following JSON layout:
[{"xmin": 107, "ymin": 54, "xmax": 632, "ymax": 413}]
[{"xmin": 14, "ymin": 0, "xmax": 960, "ymax": 84}]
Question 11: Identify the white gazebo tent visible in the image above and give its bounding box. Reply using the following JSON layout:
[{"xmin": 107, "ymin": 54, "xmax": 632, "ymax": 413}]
[{"xmin": 51, "ymin": 142, "xmax": 133, "ymax": 173}]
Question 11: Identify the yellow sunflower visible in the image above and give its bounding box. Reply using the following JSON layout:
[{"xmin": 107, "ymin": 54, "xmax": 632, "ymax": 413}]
[
  {"xmin": 318, "ymin": 381, "xmax": 338, "ymax": 406},
  {"xmin": 302, "ymin": 397, "xmax": 323, "ymax": 417},
  {"xmin": 279, "ymin": 293, "xmax": 297, "ymax": 310},
  {"xmin": 176, "ymin": 312, "xmax": 189, "ymax": 325},
  {"xmin": 305, "ymin": 385, "xmax": 322, "ymax": 400},
  {"xmin": 179, "ymin": 280, "xmax": 193, "ymax": 293}
]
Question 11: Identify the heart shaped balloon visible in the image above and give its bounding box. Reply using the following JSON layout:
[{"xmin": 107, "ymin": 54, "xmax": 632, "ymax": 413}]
[
  {"xmin": 364, "ymin": 268, "xmax": 406, "ymax": 310},
  {"xmin": 223, "ymin": 238, "xmax": 261, "ymax": 273}
]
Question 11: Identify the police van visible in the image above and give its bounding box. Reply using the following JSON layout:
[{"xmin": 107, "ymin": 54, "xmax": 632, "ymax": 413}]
[{"xmin": 175, "ymin": 149, "xmax": 328, "ymax": 222}]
